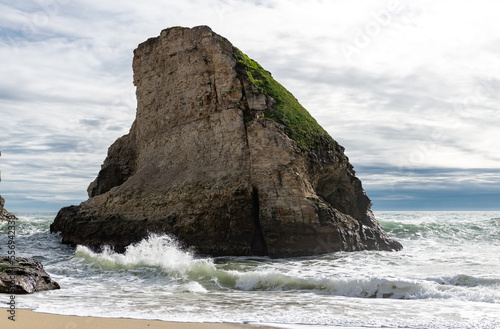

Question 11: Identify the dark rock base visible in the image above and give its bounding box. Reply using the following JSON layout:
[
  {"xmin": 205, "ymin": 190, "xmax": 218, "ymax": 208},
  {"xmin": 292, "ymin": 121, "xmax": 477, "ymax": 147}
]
[{"xmin": 0, "ymin": 257, "xmax": 60, "ymax": 294}]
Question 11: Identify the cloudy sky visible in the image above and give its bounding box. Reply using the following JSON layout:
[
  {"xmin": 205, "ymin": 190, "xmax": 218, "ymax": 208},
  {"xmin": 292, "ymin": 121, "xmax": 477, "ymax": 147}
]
[{"xmin": 1, "ymin": 0, "xmax": 499, "ymax": 211}]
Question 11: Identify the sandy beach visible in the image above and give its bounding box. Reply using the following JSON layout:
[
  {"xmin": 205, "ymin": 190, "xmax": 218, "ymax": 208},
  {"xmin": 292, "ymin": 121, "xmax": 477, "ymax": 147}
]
[{"xmin": 0, "ymin": 308, "xmax": 276, "ymax": 329}]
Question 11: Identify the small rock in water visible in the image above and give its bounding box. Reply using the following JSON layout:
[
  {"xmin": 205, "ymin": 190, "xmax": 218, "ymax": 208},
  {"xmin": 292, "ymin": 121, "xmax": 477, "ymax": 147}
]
[{"xmin": 0, "ymin": 257, "xmax": 60, "ymax": 294}]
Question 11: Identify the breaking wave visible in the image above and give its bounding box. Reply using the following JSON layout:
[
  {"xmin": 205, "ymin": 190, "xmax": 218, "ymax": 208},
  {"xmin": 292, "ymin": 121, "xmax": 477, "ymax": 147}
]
[{"xmin": 73, "ymin": 234, "xmax": 500, "ymax": 303}]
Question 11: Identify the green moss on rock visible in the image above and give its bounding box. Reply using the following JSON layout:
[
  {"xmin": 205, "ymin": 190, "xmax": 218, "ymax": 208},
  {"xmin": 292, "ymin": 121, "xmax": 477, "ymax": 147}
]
[
  {"xmin": 233, "ymin": 48, "xmax": 335, "ymax": 151},
  {"xmin": 162, "ymin": 26, "xmax": 184, "ymax": 34}
]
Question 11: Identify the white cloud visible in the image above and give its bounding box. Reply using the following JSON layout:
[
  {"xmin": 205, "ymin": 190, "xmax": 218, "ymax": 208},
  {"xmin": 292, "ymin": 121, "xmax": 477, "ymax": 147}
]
[{"xmin": 1, "ymin": 0, "xmax": 500, "ymax": 210}]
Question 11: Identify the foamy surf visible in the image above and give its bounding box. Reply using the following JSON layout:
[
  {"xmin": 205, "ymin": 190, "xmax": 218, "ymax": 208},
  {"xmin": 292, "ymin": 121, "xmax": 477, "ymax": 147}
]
[
  {"xmin": 74, "ymin": 234, "xmax": 217, "ymax": 280},
  {"xmin": 4, "ymin": 211, "xmax": 500, "ymax": 329},
  {"xmin": 71, "ymin": 232, "xmax": 500, "ymax": 303}
]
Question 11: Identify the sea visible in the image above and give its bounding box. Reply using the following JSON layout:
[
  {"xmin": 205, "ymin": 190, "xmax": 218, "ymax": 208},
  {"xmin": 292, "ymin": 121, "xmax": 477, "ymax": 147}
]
[{"xmin": 1, "ymin": 211, "xmax": 499, "ymax": 329}]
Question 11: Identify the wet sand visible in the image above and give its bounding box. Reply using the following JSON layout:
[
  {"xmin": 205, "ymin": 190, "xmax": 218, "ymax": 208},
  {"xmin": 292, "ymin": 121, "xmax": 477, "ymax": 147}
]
[{"xmin": 0, "ymin": 308, "xmax": 275, "ymax": 329}]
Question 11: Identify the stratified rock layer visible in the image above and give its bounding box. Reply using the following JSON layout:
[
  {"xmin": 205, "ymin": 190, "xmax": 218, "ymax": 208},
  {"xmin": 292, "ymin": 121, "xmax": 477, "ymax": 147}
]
[
  {"xmin": 51, "ymin": 26, "xmax": 402, "ymax": 257},
  {"xmin": 0, "ymin": 257, "xmax": 60, "ymax": 294}
]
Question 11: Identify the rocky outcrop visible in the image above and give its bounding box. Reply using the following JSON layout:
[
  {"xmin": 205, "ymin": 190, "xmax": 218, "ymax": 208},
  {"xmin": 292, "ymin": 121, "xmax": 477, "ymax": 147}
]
[
  {"xmin": 0, "ymin": 195, "xmax": 18, "ymax": 221},
  {"xmin": 0, "ymin": 257, "xmax": 60, "ymax": 294},
  {"xmin": 51, "ymin": 26, "xmax": 402, "ymax": 257},
  {"xmin": 1, "ymin": 151, "xmax": 18, "ymax": 221}
]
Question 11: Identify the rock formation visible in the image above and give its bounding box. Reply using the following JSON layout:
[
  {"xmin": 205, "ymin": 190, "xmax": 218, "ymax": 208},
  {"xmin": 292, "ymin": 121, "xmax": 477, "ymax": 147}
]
[
  {"xmin": 0, "ymin": 257, "xmax": 60, "ymax": 294},
  {"xmin": 0, "ymin": 152, "xmax": 17, "ymax": 221},
  {"xmin": 51, "ymin": 26, "xmax": 402, "ymax": 257},
  {"xmin": 0, "ymin": 152, "xmax": 16, "ymax": 221},
  {"xmin": 0, "ymin": 195, "xmax": 18, "ymax": 221},
  {"xmin": 1, "ymin": 152, "xmax": 18, "ymax": 221}
]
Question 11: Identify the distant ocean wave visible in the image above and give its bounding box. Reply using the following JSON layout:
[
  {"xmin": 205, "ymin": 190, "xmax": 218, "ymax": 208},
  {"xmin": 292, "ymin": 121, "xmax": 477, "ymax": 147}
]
[{"xmin": 380, "ymin": 215, "xmax": 500, "ymax": 243}]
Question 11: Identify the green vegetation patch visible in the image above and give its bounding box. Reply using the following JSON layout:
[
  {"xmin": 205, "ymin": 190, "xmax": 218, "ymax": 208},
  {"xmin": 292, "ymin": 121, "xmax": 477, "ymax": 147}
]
[
  {"xmin": 233, "ymin": 48, "xmax": 335, "ymax": 151},
  {"xmin": 162, "ymin": 26, "xmax": 184, "ymax": 34}
]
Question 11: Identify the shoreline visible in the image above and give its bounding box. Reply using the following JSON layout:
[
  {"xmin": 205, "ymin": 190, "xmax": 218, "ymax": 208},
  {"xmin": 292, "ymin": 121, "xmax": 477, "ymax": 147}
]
[
  {"xmin": 0, "ymin": 308, "xmax": 385, "ymax": 329},
  {"xmin": 0, "ymin": 308, "xmax": 277, "ymax": 329}
]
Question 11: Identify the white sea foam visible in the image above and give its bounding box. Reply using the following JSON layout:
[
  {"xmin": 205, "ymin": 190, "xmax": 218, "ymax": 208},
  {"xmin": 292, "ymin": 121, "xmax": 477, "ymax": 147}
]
[
  {"xmin": 74, "ymin": 234, "xmax": 216, "ymax": 278},
  {"xmin": 71, "ymin": 232, "xmax": 500, "ymax": 303},
  {"xmin": 177, "ymin": 281, "xmax": 208, "ymax": 293},
  {"xmin": 8, "ymin": 211, "xmax": 500, "ymax": 329}
]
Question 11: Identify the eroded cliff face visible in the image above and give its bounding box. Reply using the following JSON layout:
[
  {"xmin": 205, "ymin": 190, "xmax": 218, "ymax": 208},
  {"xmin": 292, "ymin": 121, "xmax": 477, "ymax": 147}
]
[{"xmin": 50, "ymin": 26, "xmax": 401, "ymax": 257}]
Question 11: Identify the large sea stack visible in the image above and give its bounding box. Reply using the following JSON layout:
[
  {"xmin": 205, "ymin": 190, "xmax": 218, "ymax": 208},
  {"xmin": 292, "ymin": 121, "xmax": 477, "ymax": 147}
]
[{"xmin": 51, "ymin": 26, "xmax": 401, "ymax": 257}]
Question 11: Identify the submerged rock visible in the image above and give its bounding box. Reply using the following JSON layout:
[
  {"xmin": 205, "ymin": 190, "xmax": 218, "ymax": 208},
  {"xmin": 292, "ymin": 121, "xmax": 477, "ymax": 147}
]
[
  {"xmin": 51, "ymin": 26, "xmax": 402, "ymax": 257},
  {"xmin": 0, "ymin": 257, "xmax": 60, "ymax": 294}
]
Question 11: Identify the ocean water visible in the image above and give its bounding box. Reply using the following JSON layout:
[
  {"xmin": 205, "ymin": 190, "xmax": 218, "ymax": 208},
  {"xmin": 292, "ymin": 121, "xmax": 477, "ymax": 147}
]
[{"xmin": 1, "ymin": 211, "xmax": 499, "ymax": 328}]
